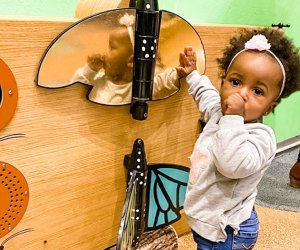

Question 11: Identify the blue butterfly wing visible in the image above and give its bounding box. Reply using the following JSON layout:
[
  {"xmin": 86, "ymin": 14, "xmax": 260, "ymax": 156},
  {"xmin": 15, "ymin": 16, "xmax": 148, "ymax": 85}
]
[{"xmin": 145, "ymin": 163, "xmax": 189, "ymax": 230}]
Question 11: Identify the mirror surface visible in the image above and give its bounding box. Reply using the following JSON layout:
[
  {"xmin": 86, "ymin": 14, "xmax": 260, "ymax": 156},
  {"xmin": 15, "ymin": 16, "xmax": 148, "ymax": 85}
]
[{"xmin": 37, "ymin": 9, "xmax": 205, "ymax": 105}]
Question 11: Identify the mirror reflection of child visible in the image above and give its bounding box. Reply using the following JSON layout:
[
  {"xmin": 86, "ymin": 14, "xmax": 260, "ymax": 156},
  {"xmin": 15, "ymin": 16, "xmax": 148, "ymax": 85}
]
[
  {"xmin": 72, "ymin": 13, "xmax": 180, "ymax": 105},
  {"xmin": 177, "ymin": 28, "xmax": 300, "ymax": 249}
]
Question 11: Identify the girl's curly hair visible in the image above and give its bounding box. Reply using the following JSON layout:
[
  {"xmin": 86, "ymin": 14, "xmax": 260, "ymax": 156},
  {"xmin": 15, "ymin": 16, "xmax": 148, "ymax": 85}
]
[{"xmin": 217, "ymin": 27, "xmax": 300, "ymax": 103}]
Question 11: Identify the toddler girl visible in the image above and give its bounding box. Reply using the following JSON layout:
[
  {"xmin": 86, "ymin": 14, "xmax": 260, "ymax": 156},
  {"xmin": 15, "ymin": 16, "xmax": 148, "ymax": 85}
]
[{"xmin": 176, "ymin": 28, "xmax": 300, "ymax": 249}]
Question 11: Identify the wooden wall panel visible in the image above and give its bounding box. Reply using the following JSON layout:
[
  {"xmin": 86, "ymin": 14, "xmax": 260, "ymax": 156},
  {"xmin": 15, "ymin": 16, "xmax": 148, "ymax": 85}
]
[
  {"xmin": 0, "ymin": 16, "xmax": 246, "ymax": 249},
  {"xmin": 75, "ymin": 0, "xmax": 130, "ymax": 18}
]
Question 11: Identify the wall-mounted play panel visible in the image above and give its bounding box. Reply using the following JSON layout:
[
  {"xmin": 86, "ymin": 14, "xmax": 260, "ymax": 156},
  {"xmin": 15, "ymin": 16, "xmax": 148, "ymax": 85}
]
[{"xmin": 0, "ymin": 16, "xmax": 244, "ymax": 249}]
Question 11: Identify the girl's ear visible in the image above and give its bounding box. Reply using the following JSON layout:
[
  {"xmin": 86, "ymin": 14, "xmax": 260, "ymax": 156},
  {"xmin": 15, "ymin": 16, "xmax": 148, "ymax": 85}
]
[
  {"xmin": 219, "ymin": 71, "xmax": 226, "ymax": 89},
  {"xmin": 263, "ymin": 101, "xmax": 278, "ymax": 116},
  {"xmin": 127, "ymin": 54, "xmax": 134, "ymax": 68}
]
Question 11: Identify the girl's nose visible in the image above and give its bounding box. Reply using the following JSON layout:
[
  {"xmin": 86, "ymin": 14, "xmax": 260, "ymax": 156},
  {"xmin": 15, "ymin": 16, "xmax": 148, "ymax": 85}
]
[{"xmin": 239, "ymin": 87, "xmax": 249, "ymax": 101}]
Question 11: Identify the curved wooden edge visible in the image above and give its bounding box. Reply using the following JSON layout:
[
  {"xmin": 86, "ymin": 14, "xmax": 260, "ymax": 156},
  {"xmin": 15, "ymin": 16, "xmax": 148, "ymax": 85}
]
[{"xmin": 0, "ymin": 58, "xmax": 18, "ymax": 130}]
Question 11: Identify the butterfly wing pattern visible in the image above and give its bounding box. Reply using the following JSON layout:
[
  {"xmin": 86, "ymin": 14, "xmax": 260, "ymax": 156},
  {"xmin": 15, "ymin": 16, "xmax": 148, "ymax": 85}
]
[
  {"xmin": 118, "ymin": 138, "xmax": 190, "ymax": 249},
  {"xmin": 146, "ymin": 163, "xmax": 189, "ymax": 230}
]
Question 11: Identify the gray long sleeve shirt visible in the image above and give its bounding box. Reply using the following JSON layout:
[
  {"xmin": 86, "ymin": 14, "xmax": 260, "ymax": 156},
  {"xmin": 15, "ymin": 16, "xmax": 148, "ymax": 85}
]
[{"xmin": 183, "ymin": 71, "xmax": 276, "ymax": 242}]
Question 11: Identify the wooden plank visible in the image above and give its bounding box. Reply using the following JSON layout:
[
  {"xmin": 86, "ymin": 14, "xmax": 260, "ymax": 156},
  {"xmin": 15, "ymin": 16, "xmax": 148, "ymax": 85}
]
[
  {"xmin": 0, "ymin": 17, "xmax": 246, "ymax": 249},
  {"xmin": 75, "ymin": 0, "xmax": 130, "ymax": 18}
]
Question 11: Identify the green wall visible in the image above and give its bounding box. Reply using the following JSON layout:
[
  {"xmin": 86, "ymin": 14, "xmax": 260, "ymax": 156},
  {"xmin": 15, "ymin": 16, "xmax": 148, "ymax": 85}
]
[
  {"xmin": 0, "ymin": 0, "xmax": 299, "ymax": 142},
  {"xmin": 0, "ymin": 0, "xmax": 78, "ymax": 17}
]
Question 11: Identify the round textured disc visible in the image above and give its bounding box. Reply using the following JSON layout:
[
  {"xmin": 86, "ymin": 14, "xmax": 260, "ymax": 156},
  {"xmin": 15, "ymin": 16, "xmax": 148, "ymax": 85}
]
[{"xmin": 0, "ymin": 161, "xmax": 29, "ymax": 238}]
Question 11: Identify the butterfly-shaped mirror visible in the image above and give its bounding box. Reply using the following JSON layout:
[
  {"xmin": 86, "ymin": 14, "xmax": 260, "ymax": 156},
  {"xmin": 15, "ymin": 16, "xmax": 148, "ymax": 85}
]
[{"xmin": 36, "ymin": 8, "xmax": 205, "ymax": 106}]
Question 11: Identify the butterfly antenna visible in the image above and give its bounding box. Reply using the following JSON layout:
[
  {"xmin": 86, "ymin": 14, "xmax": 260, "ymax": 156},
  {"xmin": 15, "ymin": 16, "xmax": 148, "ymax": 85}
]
[
  {"xmin": 0, "ymin": 228, "xmax": 33, "ymax": 248},
  {"xmin": 0, "ymin": 133, "xmax": 25, "ymax": 142}
]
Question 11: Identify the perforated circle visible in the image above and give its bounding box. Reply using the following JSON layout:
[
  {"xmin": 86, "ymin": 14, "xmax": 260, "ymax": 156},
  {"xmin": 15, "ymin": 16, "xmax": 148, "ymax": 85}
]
[{"xmin": 0, "ymin": 161, "xmax": 29, "ymax": 238}]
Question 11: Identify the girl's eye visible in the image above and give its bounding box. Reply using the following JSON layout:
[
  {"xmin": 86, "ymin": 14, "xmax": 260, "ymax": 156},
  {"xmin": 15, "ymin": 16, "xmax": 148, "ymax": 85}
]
[
  {"xmin": 253, "ymin": 88, "xmax": 263, "ymax": 95},
  {"xmin": 231, "ymin": 79, "xmax": 240, "ymax": 86}
]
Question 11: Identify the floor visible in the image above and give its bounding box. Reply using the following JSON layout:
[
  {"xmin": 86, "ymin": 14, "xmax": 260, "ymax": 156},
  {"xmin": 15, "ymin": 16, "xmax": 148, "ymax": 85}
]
[{"xmin": 178, "ymin": 205, "xmax": 300, "ymax": 249}]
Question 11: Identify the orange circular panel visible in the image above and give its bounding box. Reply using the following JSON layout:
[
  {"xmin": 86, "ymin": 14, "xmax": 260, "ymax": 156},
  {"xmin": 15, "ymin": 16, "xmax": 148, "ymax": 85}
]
[
  {"xmin": 0, "ymin": 58, "xmax": 18, "ymax": 130},
  {"xmin": 0, "ymin": 161, "xmax": 29, "ymax": 238}
]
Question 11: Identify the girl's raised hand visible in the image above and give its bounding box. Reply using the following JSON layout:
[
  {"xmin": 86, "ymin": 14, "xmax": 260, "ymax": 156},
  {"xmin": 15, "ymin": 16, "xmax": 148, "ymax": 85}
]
[
  {"xmin": 87, "ymin": 53, "xmax": 104, "ymax": 72},
  {"xmin": 176, "ymin": 46, "xmax": 197, "ymax": 78}
]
